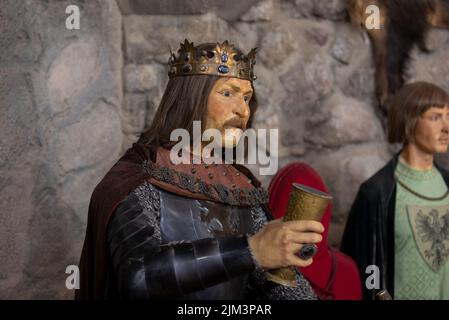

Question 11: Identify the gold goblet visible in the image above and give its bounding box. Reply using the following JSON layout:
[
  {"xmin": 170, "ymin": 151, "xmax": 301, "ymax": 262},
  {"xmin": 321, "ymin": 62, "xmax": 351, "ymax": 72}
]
[{"xmin": 265, "ymin": 183, "xmax": 332, "ymax": 287}]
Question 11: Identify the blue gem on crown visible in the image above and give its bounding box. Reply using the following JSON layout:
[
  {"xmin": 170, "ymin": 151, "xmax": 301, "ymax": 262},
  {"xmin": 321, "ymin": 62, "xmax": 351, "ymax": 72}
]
[
  {"xmin": 218, "ymin": 65, "xmax": 229, "ymax": 74},
  {"xmin": 221, "ymin": 53, "xmax": 228, "ymax": 63}
]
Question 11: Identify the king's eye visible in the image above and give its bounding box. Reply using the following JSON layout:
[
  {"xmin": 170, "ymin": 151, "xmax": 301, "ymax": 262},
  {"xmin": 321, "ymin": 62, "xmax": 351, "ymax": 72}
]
[
  {"xmin": 244, "ymin": 95, "xmax": 251, "ymax": 102},
  {"xmin": 222, "ymin": 90, "xmax": 231, "ymax": 97}
]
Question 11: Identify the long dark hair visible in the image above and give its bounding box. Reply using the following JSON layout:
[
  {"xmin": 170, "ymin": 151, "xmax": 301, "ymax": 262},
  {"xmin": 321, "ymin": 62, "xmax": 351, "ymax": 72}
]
[{"xmin": 138, "ymin": 44, "xmax": 258, "ymax": 159}]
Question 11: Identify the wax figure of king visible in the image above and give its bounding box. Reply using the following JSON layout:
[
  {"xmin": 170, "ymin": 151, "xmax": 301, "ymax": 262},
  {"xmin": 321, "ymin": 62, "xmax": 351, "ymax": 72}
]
[
  {"xmin": 75, "ymin": 40, "xmax": 324, "ymax": 300},
  {"xmin": 341, "ymin": 82, "xmax": 449, "ymax": 300}
]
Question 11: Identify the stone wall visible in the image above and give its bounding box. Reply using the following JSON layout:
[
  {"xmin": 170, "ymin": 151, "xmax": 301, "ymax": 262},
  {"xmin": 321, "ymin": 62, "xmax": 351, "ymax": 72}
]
[
  {"xmin": 0, "ymin": 0, "xmax": 123, "ymax": 299},
  {"xmin": 1, "ymin": 0, "xmax": 449, "ymax": 298}
]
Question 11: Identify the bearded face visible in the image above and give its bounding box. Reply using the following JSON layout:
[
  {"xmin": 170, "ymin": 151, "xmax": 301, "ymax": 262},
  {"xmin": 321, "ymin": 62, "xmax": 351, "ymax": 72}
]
[{"xmin": 205, "ymin": 77, "xmax": 253, "ymax": 148}]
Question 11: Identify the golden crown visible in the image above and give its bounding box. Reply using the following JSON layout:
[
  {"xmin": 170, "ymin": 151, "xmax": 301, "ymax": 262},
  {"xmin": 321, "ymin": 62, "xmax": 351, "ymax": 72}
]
[{"xmin": 168, "ymin": 39, "xmax": 257, "ymax": 81}]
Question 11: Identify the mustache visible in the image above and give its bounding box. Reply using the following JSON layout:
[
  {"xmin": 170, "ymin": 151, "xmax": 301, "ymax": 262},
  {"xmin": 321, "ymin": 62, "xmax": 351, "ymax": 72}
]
[{"xmin": 223, "ymin": 117, "xmax": 246, "ymax": 130}]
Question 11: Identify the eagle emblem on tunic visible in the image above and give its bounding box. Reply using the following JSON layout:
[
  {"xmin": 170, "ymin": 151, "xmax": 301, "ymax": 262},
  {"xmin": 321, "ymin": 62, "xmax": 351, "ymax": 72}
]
[{"xmin": 407, "ymin": 205, "xmax": 449, "ymax": 272}]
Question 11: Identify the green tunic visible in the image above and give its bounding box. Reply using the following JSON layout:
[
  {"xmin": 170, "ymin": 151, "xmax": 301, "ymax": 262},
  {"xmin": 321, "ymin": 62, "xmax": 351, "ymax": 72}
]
[{"xmin": 394, "ymin": 159, "xmax": 449, "ymax": 300}]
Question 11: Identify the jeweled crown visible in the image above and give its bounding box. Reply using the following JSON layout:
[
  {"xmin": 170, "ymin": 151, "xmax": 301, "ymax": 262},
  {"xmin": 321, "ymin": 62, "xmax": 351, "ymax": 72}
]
[{"xmin": 168, "ymin": 39, "xmax": 257, "ymax": 81}]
